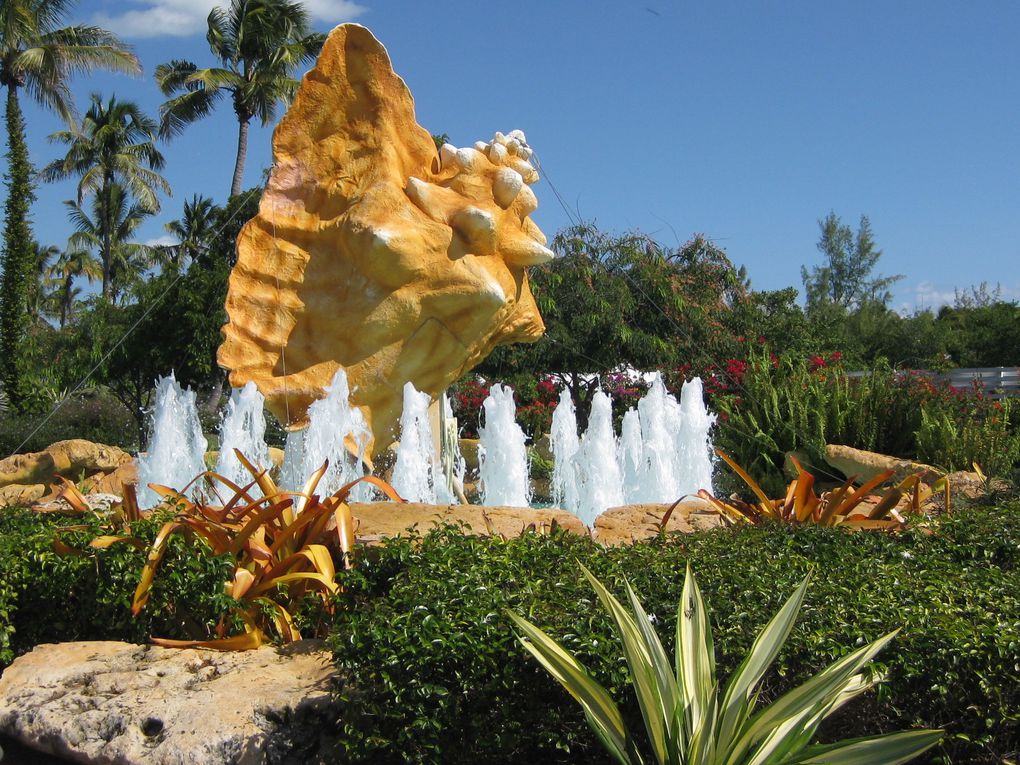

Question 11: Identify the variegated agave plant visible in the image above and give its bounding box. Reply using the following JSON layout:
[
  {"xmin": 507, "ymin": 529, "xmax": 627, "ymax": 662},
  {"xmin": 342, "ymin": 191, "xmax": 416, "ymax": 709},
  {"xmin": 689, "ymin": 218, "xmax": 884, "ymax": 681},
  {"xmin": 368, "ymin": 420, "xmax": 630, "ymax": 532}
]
[{"xmin": 509, "ymin": 564, "xmax": 942, "ymax": 765}]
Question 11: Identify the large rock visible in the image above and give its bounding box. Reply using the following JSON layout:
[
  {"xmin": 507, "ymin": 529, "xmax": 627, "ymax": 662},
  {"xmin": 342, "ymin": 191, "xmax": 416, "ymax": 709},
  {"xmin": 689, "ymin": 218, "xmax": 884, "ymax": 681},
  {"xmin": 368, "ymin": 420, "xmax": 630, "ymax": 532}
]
[
  {"xmin": 85, "ymin": 460, "xmax": 140, "ymax": 496},
  {"xmin": 218, "ymin": 24, "xmax": 550, "ymax": 456},
  {"xmin": 0, "ymin": 640, "xmax": 337, "ymax": 765},
  {"xmin": 0, "ymin": 483, "xmax": 46, "ymax": 508},
  {"xmin": 0, "ymin": 440, "xmax": 131, "ymax": 489},
  {"xmin": 593, "ymin": 500, "xmax": 725, "ymax": 546},
  {"xmin": 350, "ymin": 501, "xmax": 586, "ymax": 542},
  {"xmin": 824, "ymin": 444, "xmax": 941, "ymax": 484},
  {"xmin": 0, "ymin": 451, "xmax": 56, "ymax": 488}
]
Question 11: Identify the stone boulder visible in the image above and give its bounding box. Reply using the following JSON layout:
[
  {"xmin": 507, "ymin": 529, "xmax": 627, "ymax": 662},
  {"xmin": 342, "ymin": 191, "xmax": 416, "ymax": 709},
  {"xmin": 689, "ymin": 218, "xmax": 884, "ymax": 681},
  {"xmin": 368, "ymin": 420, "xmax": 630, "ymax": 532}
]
[
  {"xmin": 0, "ymin": 640, "xmax": 337, "ymax": 765},
  {"xmin": 824, "ymin": 445, "xmax": 941, "ymax": 484},
  {"xmin": 0, "ymin": 440, "xmax": 134, "ymax": 507},
  {"xmin": 593, "ymin": 499, "xmax": 725, "ymax": 546},
  {"xmin": 0, "ymin": 483, "xmax": 46, "ymax": 507},
  {"xmin": 350, "ymin": 501, "xmax": 586, "ymax": 542},
  {"xmin": 85, "ymin": 460, "xmax": 140, "ymax": 496}
]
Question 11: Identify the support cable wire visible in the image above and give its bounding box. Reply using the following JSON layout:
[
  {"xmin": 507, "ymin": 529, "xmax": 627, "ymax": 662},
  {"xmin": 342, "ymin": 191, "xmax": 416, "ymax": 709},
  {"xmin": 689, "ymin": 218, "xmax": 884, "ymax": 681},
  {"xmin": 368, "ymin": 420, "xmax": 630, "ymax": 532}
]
[
  {"xmin": 532, "ymin": 151, "xmax": 848, "ymax": 485},
  {"xmin": 7, "ymin": 184, "xmax": 267, "ymax": 459}
]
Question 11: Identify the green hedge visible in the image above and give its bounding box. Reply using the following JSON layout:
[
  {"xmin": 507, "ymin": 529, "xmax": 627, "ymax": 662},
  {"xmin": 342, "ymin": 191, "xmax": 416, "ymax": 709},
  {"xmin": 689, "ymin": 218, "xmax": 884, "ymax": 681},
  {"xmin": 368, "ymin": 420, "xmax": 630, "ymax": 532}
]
[
  {"xmin": 0, "ymin": 508, "xmax": 235, "ymax": 667},
  {"xmin": 329, "ymin": 508, "xmax": 1020, "ymax": 764},
  {"xmin": 3, "ymin": 505, "xmax": 1018, "ymax": 763}
]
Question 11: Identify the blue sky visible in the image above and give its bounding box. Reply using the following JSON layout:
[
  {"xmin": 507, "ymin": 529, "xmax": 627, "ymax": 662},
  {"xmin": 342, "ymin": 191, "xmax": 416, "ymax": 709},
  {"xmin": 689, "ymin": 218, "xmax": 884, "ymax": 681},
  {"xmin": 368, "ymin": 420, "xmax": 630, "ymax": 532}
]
[{"xmin": 12, "ymin": 0, "xmax": 1020, "ymax": 311}]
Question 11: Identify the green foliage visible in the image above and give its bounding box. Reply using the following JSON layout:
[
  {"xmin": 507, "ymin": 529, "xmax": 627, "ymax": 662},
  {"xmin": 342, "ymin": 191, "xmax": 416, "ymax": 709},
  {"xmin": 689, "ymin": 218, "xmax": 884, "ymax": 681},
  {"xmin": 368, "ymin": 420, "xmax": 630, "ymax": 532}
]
[
  {"xmin": 0, "ymin": 387, "xmax": 136, "ymax": 454},
  {"xmin": 328, "ymin": 508, "xmax": 1020, "ymax": 764},
  {"xmin": 712, "ymin": 352, "xmax": 909, "ymax": 495},
  {"xmin": 480, "ymin": 223, "xmax": 748, "ymax": 418},
  {"xmin": 917, "ymin": 394, "xmax": 1020, "ymax": 479},
  {"xmin": 0, "ymin": 507, "xmax": 236, "ymax": 668},
  {"xmin": 711, "ymin": 350, "xmax": 1019, "ymax": 494},
  {"xmin": 0, "ymin": 89, "xmax": 35, "ymax": 407},
  {"xmin": 155, "ymin": 0, "xmax": 326, "ymax": 196},
  {"xmin": 512, "ymin": 565, "xmax": 940, "ymax": 765},
  {"xmin": 937, "ymin": 299, "xmax": 1020, "ymax": 368},
  {"xmin": 50, "ymin": 188, "xmax": 259, "ymax": 446},
  {"xmin": 802, "ymin": 212, "xmax": 901, "ymax": 312}
]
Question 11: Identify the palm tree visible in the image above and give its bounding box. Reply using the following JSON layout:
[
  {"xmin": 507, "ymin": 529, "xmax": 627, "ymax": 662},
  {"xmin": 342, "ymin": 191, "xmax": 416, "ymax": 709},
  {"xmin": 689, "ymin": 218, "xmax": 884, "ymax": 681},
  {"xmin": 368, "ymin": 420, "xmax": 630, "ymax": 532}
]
[
  {"xmin": 0, "ymin": 0, "xmax": 138, "ymax": 404},
  {"xmin": 155, "ymin": 0, "xmax": 325, "ymax": 197},
  {"xmin": 42, "ymin": 94, "xmax": 170, "ymax": 299},
  {"xmin": 26, "ymin": 242, "xmax": 60, "ymax": 327},
  {"xmin": 65, "ymin": 183, "xmax": 155, "ymax": 305},
  {"xmin": 156, "ymin": 194, "xmax": 217, "ymax": 273},
  {"xmin": 48, "ymin": 243, "xmax": 101, "ymax": 328}
]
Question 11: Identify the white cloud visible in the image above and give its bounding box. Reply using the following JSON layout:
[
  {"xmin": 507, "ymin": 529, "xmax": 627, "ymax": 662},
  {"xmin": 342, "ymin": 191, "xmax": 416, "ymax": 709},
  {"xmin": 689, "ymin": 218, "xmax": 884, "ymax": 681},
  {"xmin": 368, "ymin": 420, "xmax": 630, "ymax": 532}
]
[
  {"xmin": 94, "ymin": 0, "xmax": 366, "ymax": 39},
  {"xmin": 896, "ymin": 280, "xmax": 1020, "ymax": 315},
  {"xmin": 904, "ymin": 280, "xmax": 958, "ymax": 313},
  {"xmin": 144, "ymin": 234, "xmax": 178, "ymax": 247}
]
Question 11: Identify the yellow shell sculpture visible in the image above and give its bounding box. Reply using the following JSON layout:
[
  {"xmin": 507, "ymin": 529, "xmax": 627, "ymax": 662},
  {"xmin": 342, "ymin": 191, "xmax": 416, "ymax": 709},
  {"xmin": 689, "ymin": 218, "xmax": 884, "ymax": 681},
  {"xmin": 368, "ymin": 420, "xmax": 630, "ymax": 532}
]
[{"xmin": 218, "ymin": 24, "xmax": 550, "ymax": 456}]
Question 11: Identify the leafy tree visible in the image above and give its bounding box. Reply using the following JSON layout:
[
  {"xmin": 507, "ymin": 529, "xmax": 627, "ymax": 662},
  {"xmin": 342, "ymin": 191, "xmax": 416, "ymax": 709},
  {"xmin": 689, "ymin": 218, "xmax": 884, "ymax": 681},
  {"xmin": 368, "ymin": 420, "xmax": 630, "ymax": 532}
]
[
  {"xmin": 48, "ymin": 243, "xmax": 101, "ymax": 329},
  {"xmin": 937, "ymin": 299, "xmax": 1020, "ymax": 368},
  {"xmin": 801, "ymin": 212, "xmax": 902, "ymax": 313},
  {"xmin": 155, "ymin": 0, "xmax": 325, "ymax": 197},
  {"xmin": 56, "ymin": 188, "xmax": 262, "ymax": 443},
  {"xmin": 0, "ymin": 0, "xmax": 138, "ymax": 405},
  {"xmin": 25, "ymin": 241, "xmax": 59, "ymax": 327},
  {"xmin": 721, "ymin": 287, "xmax": 813, "ymax": 357},
  {"xmin": 41, "ymin": 94, "xmax": 169, "ymax": 299},
  {"xmin": 65, "ymin": 183, "xmax": 155, "ymax": 304},
  {"xmin": 157, "ymin": 194, "xmax": 217, "ymax": 273},
  {"xmin": 478, "ymin": 223, "xmax": 748, "ymax": 416},
  {"xmin": 0, "ymin": 84, "xmax": 35, "ymax": 403}
]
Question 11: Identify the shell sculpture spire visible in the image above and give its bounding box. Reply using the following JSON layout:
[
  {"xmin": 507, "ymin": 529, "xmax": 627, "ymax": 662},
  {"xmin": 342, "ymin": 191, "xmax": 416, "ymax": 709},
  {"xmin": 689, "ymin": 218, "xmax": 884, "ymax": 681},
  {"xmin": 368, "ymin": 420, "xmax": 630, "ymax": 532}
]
[{"xmin": 217, "ymin": 24, "xmax": 550, "ymax": 458}]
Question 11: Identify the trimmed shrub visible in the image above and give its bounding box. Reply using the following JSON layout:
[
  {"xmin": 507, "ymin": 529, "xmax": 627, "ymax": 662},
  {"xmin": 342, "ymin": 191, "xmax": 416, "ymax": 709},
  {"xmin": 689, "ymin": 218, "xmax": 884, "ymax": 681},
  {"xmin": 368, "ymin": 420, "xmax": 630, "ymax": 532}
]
[
  {"xmin": 329, "ymin": 507, "xmax": 1020, "ymax": 764},
  {"xmin": 0, "ymin": 507, "xmax": 235, "ymax": 667},
  {"xmin": 0, "ymin": 388, "xmax": 137, "ymax": 455}
]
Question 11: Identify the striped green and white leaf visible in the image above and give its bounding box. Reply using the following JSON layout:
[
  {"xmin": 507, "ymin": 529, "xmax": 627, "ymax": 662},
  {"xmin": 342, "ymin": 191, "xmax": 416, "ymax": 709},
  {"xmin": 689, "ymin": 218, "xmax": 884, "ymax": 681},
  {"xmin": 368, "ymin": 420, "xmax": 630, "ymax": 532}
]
[{"xmin": 509, "ymin": 565, "xmax": 942, "ymax": 765}]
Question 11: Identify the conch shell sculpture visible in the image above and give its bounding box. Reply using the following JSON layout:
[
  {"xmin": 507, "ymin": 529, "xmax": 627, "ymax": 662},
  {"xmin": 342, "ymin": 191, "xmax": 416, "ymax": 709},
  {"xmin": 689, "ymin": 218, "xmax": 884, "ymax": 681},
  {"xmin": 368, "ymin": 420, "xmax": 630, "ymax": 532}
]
[{"xmin": 218, "ymin": 24, "xmax": 551, "ymax": 456}]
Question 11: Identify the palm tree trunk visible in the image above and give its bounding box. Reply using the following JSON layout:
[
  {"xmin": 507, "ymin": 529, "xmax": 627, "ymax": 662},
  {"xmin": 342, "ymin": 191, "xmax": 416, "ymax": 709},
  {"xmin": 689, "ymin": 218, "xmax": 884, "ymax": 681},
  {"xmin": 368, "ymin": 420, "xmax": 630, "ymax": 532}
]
[
  {"xmin": 60, "ymin": 274, "xmax": 72, "ymax": 330},
  {"xmin": 101, "ymin": 180, "xmax": 113, "ymax": 300},
  {"xmin": 0, "ymin": 84, "xmax": 37, "ymax": 407},
  {"xmin": 230, "ymin": 117, "xmax": 250, "ymax": 198}
]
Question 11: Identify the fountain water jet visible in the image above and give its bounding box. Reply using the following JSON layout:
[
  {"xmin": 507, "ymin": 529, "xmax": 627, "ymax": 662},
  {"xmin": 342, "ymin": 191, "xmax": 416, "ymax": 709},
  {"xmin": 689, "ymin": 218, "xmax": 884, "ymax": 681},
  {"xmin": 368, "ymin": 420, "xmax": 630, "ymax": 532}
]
[
  {"xmin": 618, "ymin": 408, "xmax": 644, "ymax": 504},
  {"xmin": 548, "ymin": 374, "xmax": 717, "ymax": 526},
  {"xmin": 572, "ymin": 390, "xmax": 623, "ymax": 526},
  {"xmin": 279, "ymin": 368, "xmax": 372, "ymax": 502},
  {"xmin": 478, "ymin": 384, "xmax": 531, "ymax": 507},
  {"xmin": 674, "ymin": 377, "xmax": 717, "ymax": 497},
  {"xmin": 214, "ymin": 382, "xmax": 271, "ymax": 499},
  {"xmin": 137, "ymin": 373, "xmax": 208, "ymax": 508},
  {"xmin": 549, "ymin": 388, "xmax": 580, "ymax": 515},
  {"xmin": 391, "ymin": 382, "xmax": 450, "ymax": 503}
]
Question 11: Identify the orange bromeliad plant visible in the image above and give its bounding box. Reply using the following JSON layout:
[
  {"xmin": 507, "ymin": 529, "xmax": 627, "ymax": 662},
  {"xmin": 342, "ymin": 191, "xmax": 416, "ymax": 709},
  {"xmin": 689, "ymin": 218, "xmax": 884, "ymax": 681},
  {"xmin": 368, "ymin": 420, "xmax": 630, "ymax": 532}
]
[
  {"xmin": 131, "ymin": 449, "xmax": 402, "ymax": 649},
  {"xmin": 699, "ymin": 449, "xmax": 949, "ymax": 530}
]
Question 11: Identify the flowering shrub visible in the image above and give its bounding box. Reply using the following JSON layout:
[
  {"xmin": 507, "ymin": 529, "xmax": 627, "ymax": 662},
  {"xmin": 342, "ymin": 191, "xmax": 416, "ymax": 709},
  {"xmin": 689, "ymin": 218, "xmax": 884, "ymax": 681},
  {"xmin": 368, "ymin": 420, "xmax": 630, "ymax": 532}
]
[{"xmin": 450, "ymin": 377, "xmax": 490, "ymax": 438}]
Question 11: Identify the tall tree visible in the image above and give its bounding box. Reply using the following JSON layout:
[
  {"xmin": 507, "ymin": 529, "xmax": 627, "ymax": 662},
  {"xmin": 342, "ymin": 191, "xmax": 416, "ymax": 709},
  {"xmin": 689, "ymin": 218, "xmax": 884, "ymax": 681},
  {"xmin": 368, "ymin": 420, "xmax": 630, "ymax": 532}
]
[
  {"xmin": 478, "ymin": 223, "xmax": 749, "ymax": 415},
  {"xmin": 0, "ymin": 88, "xmax": 34, "ymax": 401},
  {"xmin": 41, "ymin": 94, "xmax": 169, "ymax": 299},
  {"xmin": 156, "ymin": 193, "xmax": 217, "ymax": 273},
  {"xmin": 155, "ymin": 0, "xmax": 325, "ymax": 197},
  {"xmin": 0, "ymin": 0, "xmax": 138, "ymax": 405},
  {"xmin": 25, "ymin": 241, "xmax": 59, "ymax": 326},
  {"xmin": 48, "ymin": 242, "xmax": 100, "ymax": 328},
  {"xmin": 801, "ymin": 212, "xmax": 902, "ymax": 313},
  {"xmin": 65, "ymin": 183, "xmax": 155, "ymax": 304}
]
